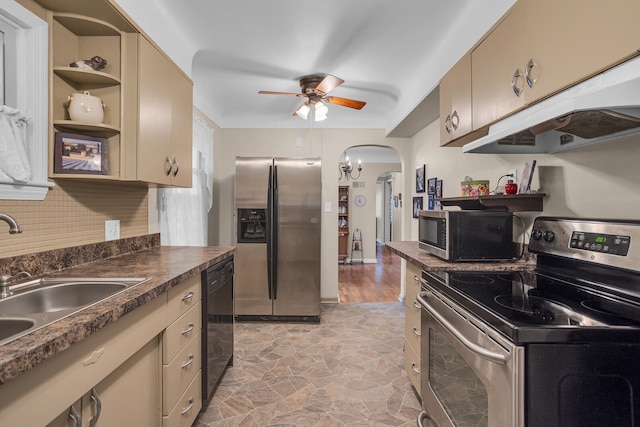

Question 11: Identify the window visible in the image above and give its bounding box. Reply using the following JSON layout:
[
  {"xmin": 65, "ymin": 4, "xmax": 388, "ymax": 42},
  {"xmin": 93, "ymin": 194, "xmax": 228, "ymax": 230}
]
[{"xmin": 0, "ymin": 1, "xmax": 53, "ymax": 200}]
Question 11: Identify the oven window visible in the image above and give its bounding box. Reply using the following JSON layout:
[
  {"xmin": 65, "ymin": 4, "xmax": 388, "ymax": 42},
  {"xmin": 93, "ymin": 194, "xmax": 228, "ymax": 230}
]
[{"xmin": 429, "ymin": 329, "xmax": 488, "ymax": 426}]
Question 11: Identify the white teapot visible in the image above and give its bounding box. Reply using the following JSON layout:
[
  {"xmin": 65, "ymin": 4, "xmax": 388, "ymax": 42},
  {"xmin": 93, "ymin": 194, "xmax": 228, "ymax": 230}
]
[{"xmin": 67, "ymin": 91, "xmax": 104, "ymax": 124}]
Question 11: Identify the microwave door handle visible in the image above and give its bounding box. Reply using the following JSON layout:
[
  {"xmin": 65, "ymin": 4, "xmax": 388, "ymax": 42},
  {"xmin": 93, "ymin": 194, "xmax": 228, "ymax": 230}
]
[{"xmin": 417, "ymin": 291, "xmax": 507, "ymax": 365}]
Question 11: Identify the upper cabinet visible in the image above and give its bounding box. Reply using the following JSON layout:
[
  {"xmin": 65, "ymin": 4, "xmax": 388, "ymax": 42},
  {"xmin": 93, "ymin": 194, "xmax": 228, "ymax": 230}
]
[
  {"xmin": 35, "ymin": 0, "xmax": 193, "ymax": 187},
  {"xmin": 439, "ymin": 54, "xmax": 473, "ymax": 146},
  {"xmin": 472, "ymin": 0, "xmax": 640, "ymax": 130},
  {"xmin": 121, "ymin": 35, "xmax": 193, "ymax": 187},
  {"xmin": 441, "ymin": 0, "xmax": 640, "ymax": 143}
]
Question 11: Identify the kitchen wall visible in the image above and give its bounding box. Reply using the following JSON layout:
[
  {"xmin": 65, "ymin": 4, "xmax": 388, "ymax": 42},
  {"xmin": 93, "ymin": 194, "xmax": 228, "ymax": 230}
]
[
  {"xmin": 405, "ymin": 119, "xmax": 640, "ymax": 241},
  {"xmin": 212, "ymin": 128, "xmax": 412, "ymax": 301},
  {"xmin": 0, "ymin": 181, "xmax": 148, "ymax": 257}
]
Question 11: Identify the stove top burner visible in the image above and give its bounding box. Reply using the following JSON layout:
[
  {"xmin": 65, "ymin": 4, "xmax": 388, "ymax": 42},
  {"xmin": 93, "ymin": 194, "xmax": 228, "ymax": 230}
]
[
  {"xmin": 448, "ymin": 273, "xmax": 494, "ymax": 284},
  {"xmin": 494, "ymin": 294, "xmax": 606, "ymax": 326},
  {"xmin": 581, "ymin": 299, "xmax": 640, "ymax": 323}
]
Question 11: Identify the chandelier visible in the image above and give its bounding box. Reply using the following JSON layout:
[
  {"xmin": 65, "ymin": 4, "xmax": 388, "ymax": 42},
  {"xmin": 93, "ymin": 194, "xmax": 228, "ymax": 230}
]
[{"xmin": 338, "ymin": 150, "xmax": 362, "ymax": 181}]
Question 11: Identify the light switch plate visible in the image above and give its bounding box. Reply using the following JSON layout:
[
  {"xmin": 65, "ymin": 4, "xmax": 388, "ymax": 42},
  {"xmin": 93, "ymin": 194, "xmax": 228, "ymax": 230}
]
[
  {"xmin": 105, "ymin": 220, "xmax": 120, "ymax": 241},
  {"xmin": 324, "ymin": 202, "xmax": 332, "ymax": 213}
]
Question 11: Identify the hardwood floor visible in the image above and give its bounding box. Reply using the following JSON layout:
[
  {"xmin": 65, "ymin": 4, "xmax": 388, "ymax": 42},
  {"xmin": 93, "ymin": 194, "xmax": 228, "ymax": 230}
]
[{"xmin": 338, "ymin": 241, "xmax": 402, "ymax": 302}]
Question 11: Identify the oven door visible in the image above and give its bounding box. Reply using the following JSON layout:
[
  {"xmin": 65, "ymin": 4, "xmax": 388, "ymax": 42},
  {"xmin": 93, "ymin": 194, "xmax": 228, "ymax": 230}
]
[{"xmin": 417, "ymin": 287, "xmax": 524, "ymax": 427}]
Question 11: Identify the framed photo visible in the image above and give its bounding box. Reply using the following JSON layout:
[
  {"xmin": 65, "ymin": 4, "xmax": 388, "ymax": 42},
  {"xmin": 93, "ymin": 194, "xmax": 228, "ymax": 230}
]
[
  {"xmin": 416, "ymin": 165, "xmax": 425, "ymax": 193},
  {"xmin": 54, "ymin": 132, "xmax": 108, "ymax": 175},
  {"xmin": 518, "ymin": 160, "xmax": 537, "ymax": 194},
  {"xmin": 412, "ymin": 196, "xmax": 423, "ymax": 218},
  {"xmin": 435, "ymin": 179, "xmax": 443, "ymax": 198},
  {"xmin": 427, "ymin": 177, "xmax": 437, "ymax": 195},
  {"xmin": 428, "ymin": 194, "xmax": 435, "ymax": 210}
]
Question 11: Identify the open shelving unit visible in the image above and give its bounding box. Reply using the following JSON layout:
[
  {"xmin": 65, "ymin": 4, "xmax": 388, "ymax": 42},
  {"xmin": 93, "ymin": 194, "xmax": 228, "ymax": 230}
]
[{"xmin": 437, "ymin": 193, "xmax": 546, "ymax": 212}]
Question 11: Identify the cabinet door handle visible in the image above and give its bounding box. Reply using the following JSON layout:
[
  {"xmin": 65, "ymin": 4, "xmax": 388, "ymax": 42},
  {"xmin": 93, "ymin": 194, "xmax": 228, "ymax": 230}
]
[
  {"xmin": 89, "ymin": 388, "xmax": 102, "ymax": 427},
  {"xmin": 451, "ymin": 110, "xmax": 459, "ymax": 131},
  {"xmin": 181, "ymin": 354, "xmax": 195, "ymax": 369},
  {"xmin": 444, "ymin": 114, "xmax": 452, "ymax": 134},
  {"xmin": 511, "ymin": 68, "xmax": 524, "ymax": 97},
  {"xmin": 165, "ymin": 156, "xmax": 173, "ymax": 176},
  {"xmin": 172, "ymin": 157, "xmax": 179, "ymax": 177},
  {"xmin": 525, "ymin": 58, "xmax": 537, "ymax": 88},
  {"xmin": 180, "ymin": 397, "xmax": 194, "ymax": 415},
  {"xmin": 68, "ymin": 405, "xmax": 81, "ymax": 427},
  {"xmin": 412, "ymin": 327, "xmax": 421, "ymax": 337},
  {"xmin": 181, "ymin": 291, "xmax": 194, "ymax": 302},
  {"xmin": 181, "ymin": 323, "xmax": 195, "ymax": 335},
  {"xmin": 411, "ymin": 363, "xmax": 420, "ymax": 374}
]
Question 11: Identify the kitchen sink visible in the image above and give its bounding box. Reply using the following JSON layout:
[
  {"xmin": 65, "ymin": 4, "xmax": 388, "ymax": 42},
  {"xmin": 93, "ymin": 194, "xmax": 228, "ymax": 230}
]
[
  {"xmin": 0, "ymin": 318, "xmax": 35, "ymax": 342},
  {"xmin": 0, "ymin": 278, "xmax": 148, "ymax": 346}
]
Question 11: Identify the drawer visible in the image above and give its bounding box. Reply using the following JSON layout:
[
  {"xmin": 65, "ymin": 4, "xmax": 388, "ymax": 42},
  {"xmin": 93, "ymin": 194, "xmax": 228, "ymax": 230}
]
[
  {"xmin": 405, "ymin": 262, "xmax": 421, "ymax": 287},
  {"xmin": 163, "ymin": 301, "xmax": 201, "ymax": 363},
  {"xmin": 404, "ymin": 340, "xmax": 421, "ymax": 397},
  {"xmin": 167, "ymin": 275, "xmax": 201, "ymax": 323},
  {"xmin": 404, "ymin": 279, "xmax": 421, "ymax": 317},
  {"xmin": 163, "ymin": 331, "xmax": 201, "ymax": 414},
  {"xmin": 404, "ymin": 307, "xmax": 421, "ymax": 356},
  {"xmin": 163, "ymin": 371, "xmax": 202, "ymax": 427}
]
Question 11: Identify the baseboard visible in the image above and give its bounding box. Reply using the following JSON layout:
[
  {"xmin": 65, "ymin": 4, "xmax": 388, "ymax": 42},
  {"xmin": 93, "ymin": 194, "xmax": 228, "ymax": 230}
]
[
  {"xmin": 345, "ymin": 258, "xmax": 377, "ymax": 264},
  {"xmin": 321, "ymin": 297, "xmax": 339, "ymax": 304}
]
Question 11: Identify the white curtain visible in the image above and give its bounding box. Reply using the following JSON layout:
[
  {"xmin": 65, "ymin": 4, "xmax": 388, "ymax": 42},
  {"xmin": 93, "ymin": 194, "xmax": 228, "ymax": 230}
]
[{"xmin": 158, "ymin": 115, "xmax": 214, "ymax": 246}]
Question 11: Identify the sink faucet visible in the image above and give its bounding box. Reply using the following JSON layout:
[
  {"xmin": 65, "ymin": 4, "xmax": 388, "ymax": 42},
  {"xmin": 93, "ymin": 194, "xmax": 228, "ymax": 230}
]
[
  {"xmin": 0, "ymin": 271, "xmax": 31, "ymax": 298},
  {"xmin": 0, "ymin": 213, "xmax": 22, "ymax": 234}
]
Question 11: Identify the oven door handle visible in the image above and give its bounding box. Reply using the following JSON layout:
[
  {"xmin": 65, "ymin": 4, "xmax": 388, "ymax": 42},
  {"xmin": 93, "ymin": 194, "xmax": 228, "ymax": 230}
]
[{"xmin": 417, "ymin": 291, "xmax": 507, "ymax": 365}]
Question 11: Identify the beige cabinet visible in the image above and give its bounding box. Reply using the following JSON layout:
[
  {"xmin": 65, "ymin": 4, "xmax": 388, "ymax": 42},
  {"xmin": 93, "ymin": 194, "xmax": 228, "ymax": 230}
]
[
  {"xmin": 439, "ymin": 54, "xmax": 473, "ymax": 146},
  {"xmin": 0, "ymin": 294, "xmax": 166, "ymax": 427},
  {"xmin": 473, "ymin": 0, "xmax": 640, "ymax": 130},
  {"xmin": 403, "ymin": 262, "xmax": 422, "ymax": 396},
  {"xmin": 122, "ymin": 34, "xmax": 193, "ymax": 187},
  {"xmin": 162, "ymin": 275, "xmax": 202, "ymax": 427},
  {"xmin": 47, "ymin": 338, "xmax": 161, "ymax": 427}
]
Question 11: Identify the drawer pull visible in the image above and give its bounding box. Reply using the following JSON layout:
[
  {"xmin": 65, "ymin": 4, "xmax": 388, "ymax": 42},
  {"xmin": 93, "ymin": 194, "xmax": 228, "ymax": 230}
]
[
  {"xmin": 413, "ymin": 275, "xmax": 420, "ymax": 282},
  {"xmin": 411, "ymin": 363, "xmax": 420, "ymax": 374},
  {"xmin": 181, "ymin": 354, "xmax": 195, "ymax": 369},
  {"xmin": 412, "ymin": 327, "xmax": 421, "ymax": 337},
  {"xmin": 413, "ymin": 301, "xmax": 421, "ymax": 310},
  {"xmin": 181, "ymin": 323, "xmax": 195, "ymax": 335},
  {"xmin": 180, "ymin": 397, "xmax": 194, "ymax": 415},
  {"xmin": 89, "ymin": 388, "xmax": 102, "ymax": 427},
  {"xmin": 181, "ymin": 291, "xmax": 194, "ymax": 302}
]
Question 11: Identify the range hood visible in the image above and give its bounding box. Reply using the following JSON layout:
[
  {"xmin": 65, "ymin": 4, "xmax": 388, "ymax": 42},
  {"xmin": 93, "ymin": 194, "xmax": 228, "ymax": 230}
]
[{"xmin": 463, "ymin": 55, "xmax": 640, "ymax": 154}]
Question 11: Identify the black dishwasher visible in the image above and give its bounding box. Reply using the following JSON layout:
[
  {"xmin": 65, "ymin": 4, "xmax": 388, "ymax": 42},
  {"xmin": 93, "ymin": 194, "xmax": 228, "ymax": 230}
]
[{"xmin": 201, "ymin": 257, "xmax": 234, "ymax": 407}]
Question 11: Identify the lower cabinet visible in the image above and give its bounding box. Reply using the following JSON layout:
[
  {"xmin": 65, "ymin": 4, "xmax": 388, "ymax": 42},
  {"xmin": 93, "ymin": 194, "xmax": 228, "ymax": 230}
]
[
  {"xmin": 404, "ymin": 262, "xmax": 422, "ymax": 396},
  {"xmin": 46, "ymin": 338, "xmax": 161, "ymax": 427},
  {"xmin": 0, "ymin": 272, "xmax": 207, "ymax": 427}
]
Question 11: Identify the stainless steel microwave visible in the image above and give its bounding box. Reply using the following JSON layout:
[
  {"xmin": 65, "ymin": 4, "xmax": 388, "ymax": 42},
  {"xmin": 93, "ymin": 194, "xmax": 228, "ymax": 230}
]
[{"xmin": 418, "ymin": 210, "xmax": 514, "ymax": 261}]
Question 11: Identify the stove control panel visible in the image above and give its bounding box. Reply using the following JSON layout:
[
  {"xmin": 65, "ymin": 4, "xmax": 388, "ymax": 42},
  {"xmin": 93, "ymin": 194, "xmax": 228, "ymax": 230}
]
[
  {"xmin": 570, "ymin": 231, "xmax": 630, "ymax": 256},
  {"xmin": 529, "ymin": 217, "xmax": 640, "ymax": 272}
]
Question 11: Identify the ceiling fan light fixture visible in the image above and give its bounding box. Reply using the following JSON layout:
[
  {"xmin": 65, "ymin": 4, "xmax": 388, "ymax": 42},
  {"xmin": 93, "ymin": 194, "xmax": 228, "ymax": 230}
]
[
  {"xmin": 314, "ymin": 101, "xmax": 328, "ymax": 121},
  {"xmin": 295, "ymin": 102, "xmax": 310, "ymax": 120}
]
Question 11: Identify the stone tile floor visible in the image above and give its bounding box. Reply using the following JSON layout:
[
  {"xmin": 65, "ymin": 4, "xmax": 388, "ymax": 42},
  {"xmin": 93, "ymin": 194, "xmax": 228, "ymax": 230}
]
[{"xmin": 195, "ymin": 303, "xmax": 422, "ymax": 426}]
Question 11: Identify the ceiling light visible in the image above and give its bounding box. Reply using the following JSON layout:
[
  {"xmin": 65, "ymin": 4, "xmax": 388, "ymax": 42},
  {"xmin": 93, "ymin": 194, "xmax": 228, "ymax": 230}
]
[
  {"xmin": 295, "ymin": 102, "xmax": 310, "ymax": 120},
  {"xmin": 314, "ymin": 102, "xmax": 328, "ymax": 121}
]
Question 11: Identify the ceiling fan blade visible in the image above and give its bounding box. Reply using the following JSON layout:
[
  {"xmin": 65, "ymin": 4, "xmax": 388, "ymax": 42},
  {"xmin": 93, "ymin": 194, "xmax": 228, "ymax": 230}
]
[
  {"xmin": 314, "ymin": 74, "xmax": 344, "ymax": 95},
  {"xmin": 258, "ymin": 91, "xmax": 302, "ymax": 97},
  {"xmin": 325, "ymin": 96, "xmax": 366, "ymax": 110}
]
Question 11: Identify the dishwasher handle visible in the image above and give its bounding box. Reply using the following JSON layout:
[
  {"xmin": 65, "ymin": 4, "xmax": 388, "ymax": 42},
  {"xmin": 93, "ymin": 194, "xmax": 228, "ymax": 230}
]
[{"xmin": 417, "ymin": 291, "xmax": 507, "ymax": 365}]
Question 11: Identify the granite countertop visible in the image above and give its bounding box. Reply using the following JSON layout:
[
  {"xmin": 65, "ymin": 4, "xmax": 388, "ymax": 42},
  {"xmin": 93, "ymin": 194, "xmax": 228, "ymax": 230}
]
[
  {"xmin": 0, "ymin": 245, "xmax": 235, "ymax": 385},
  {"xmin": 386, "ymin": 241, "xmax": 536, "ymax": 272}
]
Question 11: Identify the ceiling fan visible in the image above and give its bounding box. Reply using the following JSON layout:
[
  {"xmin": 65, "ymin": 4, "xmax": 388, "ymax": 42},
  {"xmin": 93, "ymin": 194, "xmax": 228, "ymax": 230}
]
[{"xmin": 258, "ymin": 74, "xmax": 366, "ymax": 121}]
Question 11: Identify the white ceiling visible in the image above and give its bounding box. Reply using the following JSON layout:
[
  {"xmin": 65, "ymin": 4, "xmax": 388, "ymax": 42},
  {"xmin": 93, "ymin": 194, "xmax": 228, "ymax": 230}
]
[{"xmin": 115, "ymin": 0, "xmax": 515, "ymax": 133}]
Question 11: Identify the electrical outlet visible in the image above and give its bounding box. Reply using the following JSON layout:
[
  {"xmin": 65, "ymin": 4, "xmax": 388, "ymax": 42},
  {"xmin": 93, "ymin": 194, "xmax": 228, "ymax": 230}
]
[
  {"xmin": 508, "ymin": 169, "xmax": 517, "ymax": 183},
  {"xmin": 105, "ymin": 220, "xmax": 120, "ymax": 241}
]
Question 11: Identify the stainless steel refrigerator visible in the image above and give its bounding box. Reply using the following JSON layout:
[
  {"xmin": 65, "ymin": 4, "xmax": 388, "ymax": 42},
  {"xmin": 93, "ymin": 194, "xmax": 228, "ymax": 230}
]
[{"xmin": 234, "ymin": 157, "xmax": 321, "ymax": 321}]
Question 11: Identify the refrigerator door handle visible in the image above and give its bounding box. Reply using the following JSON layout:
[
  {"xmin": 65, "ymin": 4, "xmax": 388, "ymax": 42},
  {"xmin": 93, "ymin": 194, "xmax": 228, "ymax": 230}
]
[
  {"xmin": 272, "ymin": 165, "xmax": 279, "ymax": 300},
  {"xmin": 267, "ymin": 165, "xmax": 274, "ymax": 300}
]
